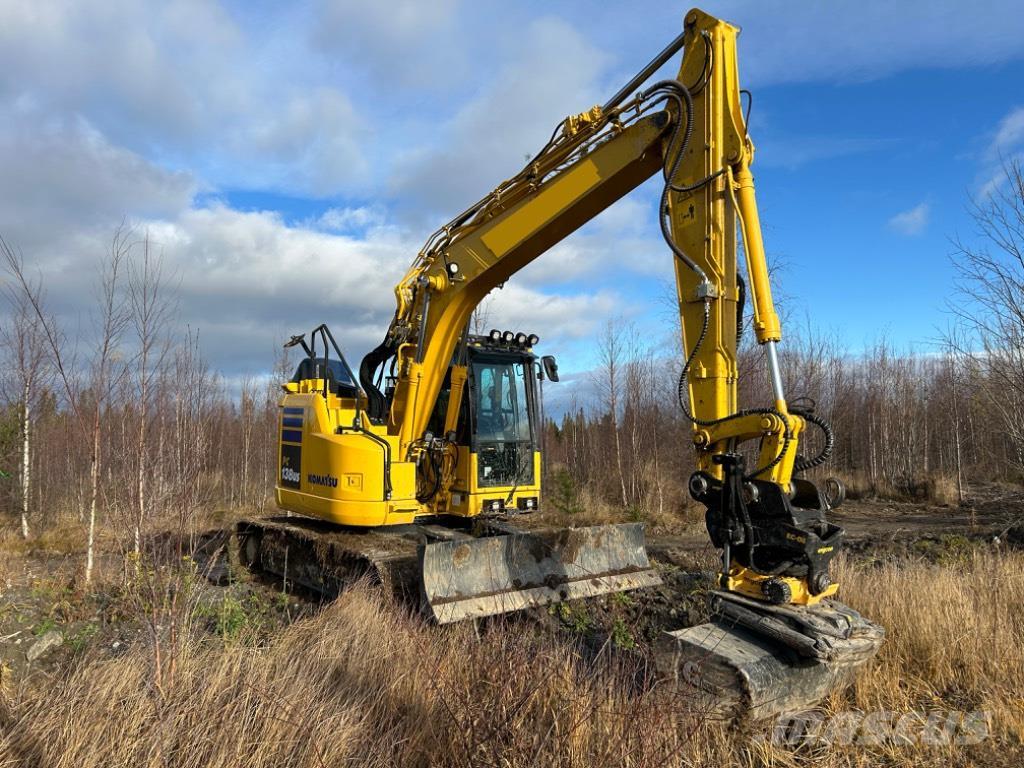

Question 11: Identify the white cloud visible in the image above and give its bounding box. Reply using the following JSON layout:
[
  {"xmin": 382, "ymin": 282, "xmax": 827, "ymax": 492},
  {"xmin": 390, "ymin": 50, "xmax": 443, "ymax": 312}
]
[
  {"xmin": 0, "ymin": 104, "xmax": 195, "ymax": 252},
  {"xmin": 0, "ymin": 0, "xmax": 369, "ymax": 196},
  {"xmin": 236, "ymin": 87, "xmax": 368, "ymax": 196},
  {"xmin": 0, "ymin": 114, "xmax": 628, "ymax": 378},
  {"xmin": 709, "ymin": 0, "xmax": 1024, "ymax": 87},
  {"xmin": 977, "ymin": 106, "xmax": 1024, "ymax": 197},
  {"xmin": 888, "ymin": 203, "xmax": 930, "ymax": 236},
  {"xmin": 133, "ymin": 206, "xmax": 412, "ymax": 369},
  {"xmin": 313, "ymin": 0, "xmax": 467, "ymax": 88},
  {"xmin": 989, "ymin": 106, "xmax": 1024, "ymax": 157},
  {"xmin": 313, "ymin": 206, "xmax": 386, "ymax": 233},
  {"xmin": 6, "ymin": 0, "xmax": 1024, "ymax": 384},
  {"xmin": 390, "ymin": 15, "xmax": 611, "ymax": 217},
  {"xmin": 136, "ymin": 207, "xmax": 629, "ymax": 373},
  {"xmin": 483, "ymin": 283, "xmax": 623, "ymax": 341},
  {"xmin": 0, "ymin": 0, "xmax": 242, "ymax": 145}
]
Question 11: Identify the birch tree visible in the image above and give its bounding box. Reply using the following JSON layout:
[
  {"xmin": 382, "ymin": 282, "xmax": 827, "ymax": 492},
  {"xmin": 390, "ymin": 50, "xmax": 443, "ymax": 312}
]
[
  {"xmin": 0, "ymin": 239, "xmax": 50, "ymax": 539},
  {"xmin": 128, "ymin": 234, "xmax": 175, "ymax": 555}
]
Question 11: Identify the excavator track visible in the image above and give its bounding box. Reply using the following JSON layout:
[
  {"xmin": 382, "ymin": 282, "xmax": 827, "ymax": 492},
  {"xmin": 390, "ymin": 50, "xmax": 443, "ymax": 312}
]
[
  {"xmin": 236, "ymin": 517, "xmax": 422, "ymax": 602},
  {"xmin": 235, "ymin": 516, "xmax": 661, "ymax": 623}
]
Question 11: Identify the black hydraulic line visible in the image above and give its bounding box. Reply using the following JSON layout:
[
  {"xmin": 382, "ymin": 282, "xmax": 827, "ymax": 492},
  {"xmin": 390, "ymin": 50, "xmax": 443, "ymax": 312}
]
[
  {"xmin": 415, "ymin": 289, "xmax": 432, "ymax": 363},
  {"xmin": 674, "ymin": 290, "xmax": 791, "ymax": 482},
  {"xmin": 792, "ymin": 408, "xmax": 835, "ymax": 473},
  {"xmin": 417, "ymin": 447, "xmax": 443, "ymax": 503},
  {"xmin": 602, "ymin": 31, "xmax": 687, "ymax": 114},
  {"xmin": 641, "ymin": 81, "xmax": 707, "ymax": 282},
  {"xmin": 359, "ymin": 339, "xmax": 397, "ymax": 422},
  {"xmin": 736, "ymin": 275, "xmax": 746, "ymax": 344},
  {"xmin": 340, "ymin": 422, "xmax": 393, "ymax": 500},
  {"xmin": 687, "ymin": 32, "xmax": 713, "ymax": 94},
  {"xmin": 646, "ymin": 80, "xmax": 793, "ymax": 481}
]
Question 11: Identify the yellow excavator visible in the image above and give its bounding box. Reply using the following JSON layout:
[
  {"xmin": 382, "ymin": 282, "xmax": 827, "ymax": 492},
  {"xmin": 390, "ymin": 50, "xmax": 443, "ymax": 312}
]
[{"xmin": 238, "ymin": 8, "xmax": 883, "ymax": 717}]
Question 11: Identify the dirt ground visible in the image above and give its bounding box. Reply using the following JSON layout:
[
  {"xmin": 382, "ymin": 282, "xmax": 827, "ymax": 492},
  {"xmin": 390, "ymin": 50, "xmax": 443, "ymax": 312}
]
[
  {"xmin": 643, "ymin": 480, "xmax": 1022, "ymax": 566},
  {"xmin": 1, "ymin": 484, "xmax": 1020, "ymax": 688}
]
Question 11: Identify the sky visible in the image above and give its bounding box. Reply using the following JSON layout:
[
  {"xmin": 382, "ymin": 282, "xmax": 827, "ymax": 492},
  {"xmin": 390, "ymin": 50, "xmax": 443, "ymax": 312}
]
[{"xmin": 2, "ymin": 0, "xmax": 1024, "ymax": 397}]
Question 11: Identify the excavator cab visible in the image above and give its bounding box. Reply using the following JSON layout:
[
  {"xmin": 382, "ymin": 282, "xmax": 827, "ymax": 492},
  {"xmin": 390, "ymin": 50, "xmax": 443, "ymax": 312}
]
[
  {"xmin": 429, "ymin": 333, "xmax": 544, "ymax": 516},
  {"xmin": 470, "ymin": 352, "xmax": 537, "ymax": 488}
]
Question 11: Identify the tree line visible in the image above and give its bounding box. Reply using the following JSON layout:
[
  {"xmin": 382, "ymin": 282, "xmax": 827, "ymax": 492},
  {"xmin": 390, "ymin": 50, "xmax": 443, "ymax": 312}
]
[
  {"xmin": 2, "ymin": 162, "xmax": 1023, "ymax": 571},
  {"xmin": 0, "ymin": 228, "xmax": 286, "ymax": 581}
]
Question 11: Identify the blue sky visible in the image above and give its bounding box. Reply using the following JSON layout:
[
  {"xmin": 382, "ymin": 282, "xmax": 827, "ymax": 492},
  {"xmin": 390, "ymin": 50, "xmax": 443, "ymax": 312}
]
[{"xmin": 2, "ymin": 0, "xmax": 1023, "ymax": 391}]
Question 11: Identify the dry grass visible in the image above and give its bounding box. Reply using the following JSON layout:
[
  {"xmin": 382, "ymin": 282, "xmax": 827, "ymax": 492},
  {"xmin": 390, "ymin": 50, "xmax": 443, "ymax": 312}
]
[
  {"xmin": 834, "ymin": 551, "xmax": 1024, "ymax": 731},
  {"xmin": 834, "ymin": 471, "xmax": 961, "ymax": 506},
  {"xmin": 539, "ymin": 467, "xmax": 702, "ymax": 535},
  {"xmin": 1, "ymin": 551, "xmax": 1021, "ymax": 767},
  {"xmin": 0, "ymin": 517, "xmax": 95, "ymax": 558}
]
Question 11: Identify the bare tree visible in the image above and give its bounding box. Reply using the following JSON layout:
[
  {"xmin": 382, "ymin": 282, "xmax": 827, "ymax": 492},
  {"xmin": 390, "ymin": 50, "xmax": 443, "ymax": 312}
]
[
  {"xmin": 3, "ymin": 230, "xmax": 130, "ymax": 581},
  {"xmin": 239, "ymin": 377, "xmax": 256, "ymax": 507},
  {"xmin": 595, "ymin": 318, "xmax": 628, "ymax": 508},
  {"xmin": 82, "ymin": 230, "xmax": 131, "ymax": 581},
  {"xmin": 947, "ymin": 353, "xmax": 967, "ymax": 505},
  {"xmin": 947, "ymin": 158, "xmax": 1024, "ymax": 471},
  {"xmin": 128, "ymin": 234, "xmax": 175, "ymax": 556},
  {"xmin": 0, "ymin": 238, "xmax": 51, "ymax": 539}
]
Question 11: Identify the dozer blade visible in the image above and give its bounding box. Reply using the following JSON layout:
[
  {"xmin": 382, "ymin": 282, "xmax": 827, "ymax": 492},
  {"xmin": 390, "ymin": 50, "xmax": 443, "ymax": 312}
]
[
  {"xmin": 421, "ymin": 522, "xmax": 661, "ymax": 624},
  {"xmin": 659, "ymin": 591, "xmax": 884, "ymax": 720}
]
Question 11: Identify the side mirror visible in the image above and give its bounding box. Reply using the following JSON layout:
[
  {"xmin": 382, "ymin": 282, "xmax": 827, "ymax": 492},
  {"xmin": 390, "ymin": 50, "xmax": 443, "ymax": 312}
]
[{"xmin": 541, "ymin": 355, "xmax": 559, "ymax": 383}]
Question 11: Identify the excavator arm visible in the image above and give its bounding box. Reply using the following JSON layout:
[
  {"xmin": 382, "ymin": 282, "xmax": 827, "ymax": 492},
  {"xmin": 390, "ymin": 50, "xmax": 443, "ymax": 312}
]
[{"xmin": 386, "ymin": 113, "xmax": 671, "ymax": 450}]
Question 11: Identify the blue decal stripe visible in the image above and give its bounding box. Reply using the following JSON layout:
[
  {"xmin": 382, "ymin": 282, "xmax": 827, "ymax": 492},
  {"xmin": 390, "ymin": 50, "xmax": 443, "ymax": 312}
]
[
  {"xmin": 282, "ymin": 417, "xmax": 303, "ymax": 428},
  {"xmin": 281, "ymin": 429, "xmax": 303, "ymax": 443},
  {"xmin": 283, "ymin": 407, "xmax": 305, "ymax": 415}
]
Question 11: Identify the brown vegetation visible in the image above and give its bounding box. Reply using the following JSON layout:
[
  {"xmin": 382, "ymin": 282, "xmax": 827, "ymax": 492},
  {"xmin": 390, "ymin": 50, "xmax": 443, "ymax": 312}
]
[{"xmin": 0, "ymin": 550, "xmax": 1020, "ymax": 767}]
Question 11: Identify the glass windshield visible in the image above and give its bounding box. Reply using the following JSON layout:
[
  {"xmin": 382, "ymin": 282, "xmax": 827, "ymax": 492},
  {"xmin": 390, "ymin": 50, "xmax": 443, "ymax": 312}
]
[
  {"xmin": 473, "ymin": 361, "xmax": 532, "ymax": 444},
  {"xmin": 473, "ymin": 359, "xmax": 535, "ymax": 488}
]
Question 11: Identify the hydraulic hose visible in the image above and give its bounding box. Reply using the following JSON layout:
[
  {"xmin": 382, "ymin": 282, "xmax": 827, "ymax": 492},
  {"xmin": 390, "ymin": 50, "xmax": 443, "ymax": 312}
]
[
  {"xmin": 674, "ymin": 301, "xmax": 792, "ymax": 481},
  {"xmin": 791, "ymin": 408, "xmax": 834, "ymax": 473},
  {"xmin": 647, "ymin": 80, "xmax": 792, "ymax": 482},
  {"xmin": 736, "ymin": 275, "xmax": 746, "ymax": 344},
  {"xmin": 359, "ymin": 338, "xmax": 397, "ymax": 423}
]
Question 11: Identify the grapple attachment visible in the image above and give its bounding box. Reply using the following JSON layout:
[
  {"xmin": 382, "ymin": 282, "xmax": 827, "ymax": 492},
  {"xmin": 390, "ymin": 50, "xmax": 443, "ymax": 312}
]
[
  {"xmin": 660, "ymin": 591, "xmax": 884, "ymax": 720},
  {"xmin": 421, "ymin": 522, "xmax": 661, "ymax": 623}
]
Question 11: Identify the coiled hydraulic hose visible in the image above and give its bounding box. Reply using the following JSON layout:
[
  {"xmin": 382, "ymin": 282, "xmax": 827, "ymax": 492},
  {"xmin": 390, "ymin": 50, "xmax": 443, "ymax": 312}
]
[{"xmin": 791, "ymin": 407, "xmax": 835, "ymax": 473}]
